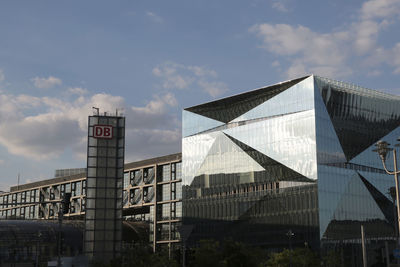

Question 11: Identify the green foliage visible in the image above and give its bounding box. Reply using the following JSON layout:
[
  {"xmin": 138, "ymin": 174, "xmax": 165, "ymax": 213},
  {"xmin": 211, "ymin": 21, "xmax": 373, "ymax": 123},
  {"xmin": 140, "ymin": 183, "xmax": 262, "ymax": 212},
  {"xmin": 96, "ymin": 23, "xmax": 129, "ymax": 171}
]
[
  {"xmin": 322, "ymin": 250, "xmax": 342, "ymax": 267},
  {"xmin": 191, "ymin": 240, "xmax": 223, "ymax": 267},
  {"xmin": 221, "ymin": 240, "xmax": 266, "ymax": 267},
  {"xmin": 91, "ymin": 243, "xmax": 179, "ymax": 267},
  {"xmin": 90, "ymin": 240, "xmax": 325, "ymax": 267},
  {"xmin": 122, "ymin": 244, "xmax": 179, "ymax": 267},
  {"xmin": 265, "ymin": 248, "xmax": 320, "ymax": 267},
  {"xmin": 189, "ymin": 239, "xmax": 268, "ymax": 267}
]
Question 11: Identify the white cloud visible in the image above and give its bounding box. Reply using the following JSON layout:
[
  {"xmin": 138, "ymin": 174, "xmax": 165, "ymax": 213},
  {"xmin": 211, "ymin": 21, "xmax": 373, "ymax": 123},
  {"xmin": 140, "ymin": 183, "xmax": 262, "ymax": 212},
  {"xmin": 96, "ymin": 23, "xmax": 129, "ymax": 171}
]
[
  {"xmin": 392, "ymin": 43, "xmax": 400, "ymax": 74},
  {"xmin": 198, "ymin": 80, "xmax": 228, "ymax": 98},
  {"xmin": 271, "ymin": 0, "xmax": 289, "ymax": 12},
  {"xmin": 286, "ymin": 61, "xmax": 308, "ymax": 78},
  {"xmin": 271, "ymin": 60, "xmax": 280, "ymax": 67},
  {"xmin": 146, "ymin": 11, "xmax": 164, "ymax": 23},
  {"xmin": 153, "ymin": 62, "xmax": 228, "ymax": 97},
  {"xmin": 187, "ymin": 66, "xmax": 217, "ymax": 77},
  {"xmin": 32, "ymin": 76, "xmax": 62, "ymax": 89},
  {"xmin": 360, "ymin": 0, "xmax": 400, "ymax": 20},
  {"xmin": 0, "ymin": 69, "xmax": 4, "ymax": 82},
  {"xmin": 67, "ymin": 87, "xmax": 88, "ymax": 95},
  {"xmin": 153, "ymin": 63, "xmax": 193, "ymax": 89},
  {"xmin": 250, "ymin": 0, "xmax": 400, "ymax": 78},
  {"xmin": 128, "ymin": 93, "xmax": 178, "ymax": 129},
  {"xmin": 125, "ymin": 128, "xmax": 180, "ymax": 162},
  {"xmin": 352, "ymin": 20, "xmax": 380, "ymax": 54},
  {"xmin": 0, "ymin": 113, "xmax": 82, "ymax": 160},
  {"xmin": 0, "ymin": 91, "xmax": 181, "ymax": 162},
  {"xmin": 249, "ymin": 23, "xmax": 350, "ymax": 78}
]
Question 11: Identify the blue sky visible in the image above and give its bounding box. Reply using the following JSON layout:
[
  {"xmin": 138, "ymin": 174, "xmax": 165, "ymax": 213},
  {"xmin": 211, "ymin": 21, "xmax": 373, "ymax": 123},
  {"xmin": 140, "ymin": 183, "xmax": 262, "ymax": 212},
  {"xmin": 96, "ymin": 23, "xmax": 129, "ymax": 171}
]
[{"xmin": 0, "ymin": 0, "xmax": 399, "ymax": 191}]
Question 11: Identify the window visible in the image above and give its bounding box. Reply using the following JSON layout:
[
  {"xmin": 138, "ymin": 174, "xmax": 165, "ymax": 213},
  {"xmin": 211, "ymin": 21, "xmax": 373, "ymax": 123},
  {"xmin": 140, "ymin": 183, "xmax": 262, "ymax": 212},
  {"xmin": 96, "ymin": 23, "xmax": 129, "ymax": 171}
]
[
  {"xmin": 144, "ymin": 167, "xmax": 154, "ymax": 184},
  {"xmin": 72, "ymin": 182, "xmax": 76, "ymax": 196},
  {"xmin": 131, "ymin": 170, "xmax": 142, "ymax": 185},
  {"xmin": 161, "ymin": 164, "xmax": 171, "ymax": 182},
  {"xmin": 71, "ymin": 200, "xmax": 76, "ymax": 213},
  {"xmin": 50, "ymin": 188, "xmax": 55, "ymax": 200},
  {"xmin": 76, "ymin": 181, "xmax": 82, "ymax": 196},
  {"xmin": 12, "ymin": 194, "xmax": 17, "ymax": 205},
  {"xmin": 60, "ymin": 184, "xmax": 66, "ymax": 196},
  {"xmin": 66, "ymin": 183, "xmax": 71, "ymax": 193},
  {"xmin": 124, "ymin": 172, "xmax": 130, "ymax": 188}
]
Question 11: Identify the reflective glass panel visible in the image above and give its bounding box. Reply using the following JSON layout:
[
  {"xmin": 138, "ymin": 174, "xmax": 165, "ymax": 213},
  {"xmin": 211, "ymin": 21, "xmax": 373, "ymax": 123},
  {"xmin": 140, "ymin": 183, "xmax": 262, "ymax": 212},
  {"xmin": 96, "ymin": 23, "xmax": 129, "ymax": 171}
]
[
  {"xmin": 223, "ymin": 110, "xmax": 318, "ymax": 180},
  {"xmin": 232, "ymin": 76, "xmax": 315, "ymax": 123}
]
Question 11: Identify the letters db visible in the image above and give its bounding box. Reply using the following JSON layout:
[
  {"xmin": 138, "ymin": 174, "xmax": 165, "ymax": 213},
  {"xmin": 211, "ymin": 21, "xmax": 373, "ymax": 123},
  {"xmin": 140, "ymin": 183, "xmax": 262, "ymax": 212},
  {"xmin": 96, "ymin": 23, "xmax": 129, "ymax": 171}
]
[{"xmin": 93, "ymin": 125, "xmax": 113, "ymax": 139}]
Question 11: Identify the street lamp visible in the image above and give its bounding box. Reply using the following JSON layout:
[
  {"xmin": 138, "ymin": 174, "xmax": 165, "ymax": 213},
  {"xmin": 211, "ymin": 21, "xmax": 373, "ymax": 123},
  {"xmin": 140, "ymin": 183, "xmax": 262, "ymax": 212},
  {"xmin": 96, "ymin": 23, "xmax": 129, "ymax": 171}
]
[
  {"xmin": 286, "ymin": 230, "xmax": 294, "ymax": 267},
  {"xmin": 373, "ymin": 139, "xmax": 400, "ymax": 246}
]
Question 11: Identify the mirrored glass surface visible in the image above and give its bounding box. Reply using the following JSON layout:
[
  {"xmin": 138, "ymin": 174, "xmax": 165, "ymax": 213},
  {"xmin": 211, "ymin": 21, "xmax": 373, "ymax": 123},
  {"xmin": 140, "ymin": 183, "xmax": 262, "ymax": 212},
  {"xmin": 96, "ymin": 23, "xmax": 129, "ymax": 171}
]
[
  {"xmin": 318, "ymin": 165, "xmax": 394, "ymax": 241},
  {"xmin": 182, "ymin": 110, "xmax": 225, "ymax": 137},
  {"xmin": 317, "ymin": 165, "xmax": 355, "ymax": 238},
  {"xmin": 232, "ymin": 76, "xmax": 315, "ymax": 123},
  {"xmin": 182, "ymin": 132, "xmax": 218, "ymax": 185},
  {"xmin": 223, "ymin": 110, "xmax": 318, "ymax": 180},
  {"xmin": 195, "ymin": 132, "xmax": 264, "ymax": 177},
  {"xmin": 185, "ymin": 76, "xmax": 308, "ymax": 123},
  {"xmin": 315, "ymin": 76, "xmax": 400, "ymax": 161},
  {"xmin": 350, "ymin": 126, "xmax": 400, "ymax": 170},
  {"xmin": 357, "ymin": 170, "xmax": 394, "ymax": 200},
  {"xmin": 314, "ymin": 81, "xmax": 347, "ymax": 164}
]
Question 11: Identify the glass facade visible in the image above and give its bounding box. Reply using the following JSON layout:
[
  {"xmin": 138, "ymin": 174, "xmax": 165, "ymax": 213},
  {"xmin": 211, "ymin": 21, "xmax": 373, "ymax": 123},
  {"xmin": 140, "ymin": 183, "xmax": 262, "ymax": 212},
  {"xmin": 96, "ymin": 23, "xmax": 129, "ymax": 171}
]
[
  {"xmin": 314, "ymin": 76, "xmax": 400, "ymax": 246},
  {"xmin": 85, "ymin": 115, "xmax": 125, "ymax": 263},
  {"xmin": 182, "ymin": 75, "xmax": 400, "ymax": 262},
  {"xmin": 123, "ymin": 157, "xmax": 182, "ymax": 254}
]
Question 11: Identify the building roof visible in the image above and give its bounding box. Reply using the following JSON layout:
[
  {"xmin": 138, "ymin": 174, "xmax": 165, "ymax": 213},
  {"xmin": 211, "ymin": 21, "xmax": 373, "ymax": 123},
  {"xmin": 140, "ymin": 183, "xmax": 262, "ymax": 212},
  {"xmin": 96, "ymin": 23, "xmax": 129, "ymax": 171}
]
[{"xmin": 7, "ymin": 153, "xmax": 182, "ymax": 193}]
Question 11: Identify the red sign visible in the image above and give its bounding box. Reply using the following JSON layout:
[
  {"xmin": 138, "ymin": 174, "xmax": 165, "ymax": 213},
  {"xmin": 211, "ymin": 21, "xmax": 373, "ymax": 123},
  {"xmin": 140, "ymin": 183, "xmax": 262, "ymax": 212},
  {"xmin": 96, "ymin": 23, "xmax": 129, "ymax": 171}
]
[{"xmin": 93, "ymin": 125, "xmax": 113, "ymax": 139}]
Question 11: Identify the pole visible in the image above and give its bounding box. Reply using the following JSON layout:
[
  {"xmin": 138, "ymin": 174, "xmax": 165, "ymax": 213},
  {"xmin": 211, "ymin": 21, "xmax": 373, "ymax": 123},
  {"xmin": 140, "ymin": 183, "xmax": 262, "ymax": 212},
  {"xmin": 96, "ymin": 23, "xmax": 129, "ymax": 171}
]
[
  {"xmin": 385, "ymin": 241, "xmax": 390, "ymax": 267},
  {"xmin": 361, "ymin": 225, "xmax": 367, "ymax": 267},
  {"xmin": 287, "ymin": 230, "xmax": 293, "ymax": 267},
  {"xmin": 393, "ymin": 149, "xmax": 400, "ymax": 248},
  {"xmin": 182, "ymin": 243, "xmax": 186, "ymax": 267},
  {"xmin": 36, "ymin": 231, "xmax": 41, "ymax": 267},
  {"xmin": 58, "ymin": 207, "xmax": 63, "ymax": 267}
]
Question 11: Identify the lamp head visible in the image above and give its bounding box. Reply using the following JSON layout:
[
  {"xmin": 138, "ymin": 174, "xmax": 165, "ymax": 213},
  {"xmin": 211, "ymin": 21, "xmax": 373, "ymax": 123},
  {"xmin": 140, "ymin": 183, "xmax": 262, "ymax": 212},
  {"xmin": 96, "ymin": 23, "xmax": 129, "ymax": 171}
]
[
  {"xmin": 389, "ymin": 186, "xmax": 396, "ymax": 201},
  {"xmin": 373, "ymin": 140, "xmax": 392, "ymax": 161},
  {"xmin": 395, "ymin": 137, "xmax": 400, "ymax": 147}
]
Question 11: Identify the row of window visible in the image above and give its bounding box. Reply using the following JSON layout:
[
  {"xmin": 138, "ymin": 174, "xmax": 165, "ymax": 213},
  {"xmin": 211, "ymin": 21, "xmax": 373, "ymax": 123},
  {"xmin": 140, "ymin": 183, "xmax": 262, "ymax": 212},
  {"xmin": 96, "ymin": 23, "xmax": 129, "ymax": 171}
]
[
  {"xmin": 0, "ymin": 180, "xmax": 86, "ymax": 209},
  {"xmin": 123, "ymin": 162, "xmax": 182, "ymax": 188},
  {"xmin": 0, "ymin": 197, "xmax": 86, "ymax": 219},
  {"xmin": 156, "ymin": 221, "xmax": 181, "ymax": 241}
]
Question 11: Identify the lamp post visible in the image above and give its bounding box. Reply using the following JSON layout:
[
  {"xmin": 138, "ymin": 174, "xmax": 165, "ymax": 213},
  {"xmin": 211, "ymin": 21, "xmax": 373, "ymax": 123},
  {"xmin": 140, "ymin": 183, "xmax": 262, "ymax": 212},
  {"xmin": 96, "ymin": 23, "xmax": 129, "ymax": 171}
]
[
  {"xmin": 286, "ymin": 230, "xmax": 294, "ymax": 267},
  {"xmin": 374, "ymin": 139, "xmax": 400, "ymax": 246}
]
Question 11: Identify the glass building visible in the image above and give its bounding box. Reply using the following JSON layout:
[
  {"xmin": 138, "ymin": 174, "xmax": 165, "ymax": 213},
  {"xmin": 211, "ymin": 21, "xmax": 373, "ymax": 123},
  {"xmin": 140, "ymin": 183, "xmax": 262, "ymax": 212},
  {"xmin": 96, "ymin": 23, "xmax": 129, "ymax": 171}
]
[{"xmin": 182, "ymin": 75, "xmax": 400, "ymax": 261}]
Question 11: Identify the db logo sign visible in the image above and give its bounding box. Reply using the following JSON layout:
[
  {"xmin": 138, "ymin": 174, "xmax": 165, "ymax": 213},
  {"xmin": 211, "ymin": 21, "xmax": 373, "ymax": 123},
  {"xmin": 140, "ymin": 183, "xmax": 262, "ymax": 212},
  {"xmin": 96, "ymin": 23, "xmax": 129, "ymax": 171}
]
[{"xmin": 93, "ymin": 125, "xmax": 113, "ymax": 139}]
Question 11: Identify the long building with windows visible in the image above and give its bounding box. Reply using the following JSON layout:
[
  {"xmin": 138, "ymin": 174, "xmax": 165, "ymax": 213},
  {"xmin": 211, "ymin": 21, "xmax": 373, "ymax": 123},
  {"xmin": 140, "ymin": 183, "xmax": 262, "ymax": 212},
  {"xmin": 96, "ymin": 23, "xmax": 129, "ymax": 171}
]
[{"xmin": 0, "ymin": 153, "xmax": 182, "ymax": 256}]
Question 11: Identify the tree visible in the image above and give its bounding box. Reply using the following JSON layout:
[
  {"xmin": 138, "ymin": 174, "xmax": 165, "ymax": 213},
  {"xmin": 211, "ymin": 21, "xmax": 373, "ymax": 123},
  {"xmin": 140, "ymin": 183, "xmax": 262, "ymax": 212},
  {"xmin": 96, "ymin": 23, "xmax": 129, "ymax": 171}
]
[
  {"xmin": 191, "ymin": 240, "xmax": 223, "ymax": 267},
  {"xmin": 221, "ymin": 240, "xmax": 267, "ymax": 267},
  {"xmin": 92, "ymin": 243, "xmax": 179, "ymax": 267},
  {"xmin": 322, "ymin": 249, "xmax": 342, "ymax": 267},
  {"xmin": 265, "ymin": 248, "xmax": 319, "ymax": 267},
  {"xmin": 189, "ymin": 239, "xmax": 268, "ymax": 267}
]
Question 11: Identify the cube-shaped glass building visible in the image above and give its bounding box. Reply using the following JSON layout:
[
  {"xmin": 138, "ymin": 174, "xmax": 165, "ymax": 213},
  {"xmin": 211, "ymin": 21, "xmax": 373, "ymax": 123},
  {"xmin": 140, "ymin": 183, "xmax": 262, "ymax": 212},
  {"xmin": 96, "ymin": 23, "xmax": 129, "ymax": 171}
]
[{"xmin": 182, "ymin": 75, "xmax": 400, "ymax": 255}]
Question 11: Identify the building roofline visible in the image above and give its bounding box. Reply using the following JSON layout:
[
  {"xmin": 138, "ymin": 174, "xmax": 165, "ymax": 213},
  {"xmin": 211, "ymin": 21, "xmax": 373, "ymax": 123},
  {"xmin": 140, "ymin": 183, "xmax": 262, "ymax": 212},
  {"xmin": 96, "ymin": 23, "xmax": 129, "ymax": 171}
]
[
  {"xmin": 6, "ymin": 152, "xmax": 182, "ymax": 193},
  {"xmin": 183, "ymin": 75, "xmax": 311, "ymax": 110}
]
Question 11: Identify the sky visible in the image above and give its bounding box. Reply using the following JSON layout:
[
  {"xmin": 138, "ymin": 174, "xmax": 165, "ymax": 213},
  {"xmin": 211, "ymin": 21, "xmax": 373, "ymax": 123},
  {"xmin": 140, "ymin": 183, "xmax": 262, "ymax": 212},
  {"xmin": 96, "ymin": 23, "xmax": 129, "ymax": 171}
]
[{"xmin": 0, "ymin": 0, "xmax": 400, "ymax": 191}]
